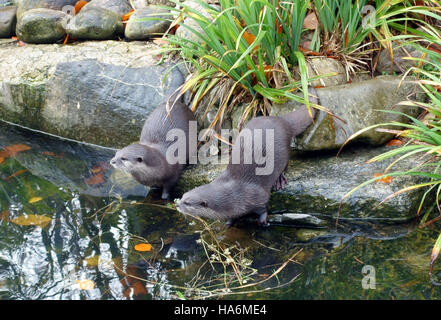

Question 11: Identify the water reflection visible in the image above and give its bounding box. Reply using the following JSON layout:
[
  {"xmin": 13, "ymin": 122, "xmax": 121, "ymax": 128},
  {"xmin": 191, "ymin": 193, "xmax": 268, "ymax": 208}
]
[{"xmin": 0, "ymin": 121, "xmax": 440, "ymax": 300}]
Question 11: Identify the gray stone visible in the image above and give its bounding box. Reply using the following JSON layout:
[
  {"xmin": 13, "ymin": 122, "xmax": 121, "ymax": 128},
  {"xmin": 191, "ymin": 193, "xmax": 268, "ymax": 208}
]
[
  {"xmin": 16, "ymin": 8, "xmax": 67, "ymax": 43},
  {"xmin": 0, "ymin": 0, "xmax": 14, "ymax": 7},
  {"xmin": 0, "ymin": 40, "xmax": 185, "ymax": 147},
  {"xmin": 85, "ymin": 0, "xmax": 132, "ymax": 16},
  {"xmin": 0, "ymin": 5, "xmax": 16, "ymax": 37},
  {"xmin": 377, "ymin": 44, "xmax": 427, "ymax": 74},
  {"xmin": 175, "ymin": 0, "xmax": 219, "ymax": 45},
  {"xmin": 125, "ymin": 7, "xmax": 170, "ymax": 40},
  {"xmin": 271, "ymin": 76, "xmax": 424, "ymax": 151},
  {"xmin": 175, "ymin": 144, "xmax": 430, "ymax": 221},
  {"xmin": 294, "ymin": 57, "xmax": 348, "ymax": 87},
  {"xmin": 66, "ymin": 5, "xmax": 123, "ymax": 40},
  {"xmin": 16, "ymin": 0, "xmax": 77, "ymax": 19}
]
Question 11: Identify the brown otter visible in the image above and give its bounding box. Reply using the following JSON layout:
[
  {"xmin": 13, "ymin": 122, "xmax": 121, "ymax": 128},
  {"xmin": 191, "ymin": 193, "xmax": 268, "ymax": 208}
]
[
  {"xmin": 110, "ymin": 97, "xmax": 195, "ymax": 200},
  {"xmin": 176, "ymin": 88, "xmax": 319, "ymax": 226}
]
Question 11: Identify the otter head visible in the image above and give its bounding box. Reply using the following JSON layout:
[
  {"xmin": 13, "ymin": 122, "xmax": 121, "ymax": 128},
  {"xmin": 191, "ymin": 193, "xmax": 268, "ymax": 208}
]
[
  {"xmin": 176, "ymin": 181, "xmax": 236, "ymax": 221},
  {"xmin": 110, "ymin": 144, "xmax": 165, "ymax": 184}
]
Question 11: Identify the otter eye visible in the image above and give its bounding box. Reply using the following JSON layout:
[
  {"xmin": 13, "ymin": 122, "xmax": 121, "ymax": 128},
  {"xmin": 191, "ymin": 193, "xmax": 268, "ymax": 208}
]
[
  {"xmin": 201, "ymin": 201, "xmax": 207, "ymax": 207},
  {"xmin": 136, "ymin": 157, "xmax": 143, "ymax": 163},
  {"xmin": 121, "ymin": 157, "xmax": 127, "ymax": 161}
]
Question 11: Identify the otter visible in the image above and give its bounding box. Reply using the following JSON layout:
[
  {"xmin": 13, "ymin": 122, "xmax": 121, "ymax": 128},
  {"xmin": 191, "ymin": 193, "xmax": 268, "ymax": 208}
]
[
  {"xmin": 176, "ymin": 88, "xmax": 319, "ymax": 226},
  {"xmin": 110, "ymin": 97, "xmax": 195, "ymax": 200}
]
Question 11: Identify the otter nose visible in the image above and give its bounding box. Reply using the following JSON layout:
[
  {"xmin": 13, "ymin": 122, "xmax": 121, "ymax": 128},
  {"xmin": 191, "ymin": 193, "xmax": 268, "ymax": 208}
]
[{"xmin": 110, "ymin": 158, "xmax": 117, "ymax": 167}]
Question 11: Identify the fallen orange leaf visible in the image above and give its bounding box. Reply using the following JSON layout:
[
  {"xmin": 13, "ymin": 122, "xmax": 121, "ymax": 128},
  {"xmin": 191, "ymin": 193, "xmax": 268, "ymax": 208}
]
[
  {"xmin": 85, "ymin": 173, "xmax": 104, "ymax": 185},
  {"xmin": 134, "ymin": 243, "xmax": 152, "ymax": 252},
  {"xmin": 10, "ymin": 214, "xmax": 52, "ymax": 228},
  {"xmin": 74, "ymin": 0, "xmax": 88, "ymax": 14},
  {"xmin": 122, "ymin": 10, "xmax": 134, "ymax": 21},
  {"xmin": 373, "ymin": 173, "xmax": 392, "ymax": 183},
  {"xmin": 0, "ymin": 157, "xmax": 4, "ymax": 164},
  {"xmin": 4, "ymin": 144, "xmax": 30, "ymax": 153},
  {"xmin": 243, "ymin": 31, "xmax": 256, "ymax": 46},
  {"xmin": 153, "ymin": 38, "xmax": 169, "ymax": 46},
  {"xmin": 385, "ymin": 139, "xmax": 403, "ymax": 147}
]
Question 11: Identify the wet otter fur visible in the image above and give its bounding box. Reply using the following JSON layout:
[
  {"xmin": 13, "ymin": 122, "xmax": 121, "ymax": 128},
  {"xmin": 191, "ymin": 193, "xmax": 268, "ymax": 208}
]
[
  {"xmin": 110, "ymin": 97, "xmax": 194, "ymax": 199},
  {"xmin": 176, "ymin": 88, "xmax": 319, "ymax": 226}
]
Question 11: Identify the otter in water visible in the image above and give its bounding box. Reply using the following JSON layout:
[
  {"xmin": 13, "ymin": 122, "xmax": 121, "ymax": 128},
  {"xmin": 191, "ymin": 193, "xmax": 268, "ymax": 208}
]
[
  {"xmin": 110, "ymin": 97, "xmax": 195, "ymax": 200},
  {"xmin": 176, "ymin": 88, "xmax": 319, "ymax": 226}
]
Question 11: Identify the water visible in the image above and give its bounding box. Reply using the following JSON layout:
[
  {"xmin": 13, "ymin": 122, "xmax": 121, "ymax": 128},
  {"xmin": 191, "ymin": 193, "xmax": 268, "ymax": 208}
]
[{"xmin": 0, "ymin": 121, "xmax": 440, "ymax": 300}]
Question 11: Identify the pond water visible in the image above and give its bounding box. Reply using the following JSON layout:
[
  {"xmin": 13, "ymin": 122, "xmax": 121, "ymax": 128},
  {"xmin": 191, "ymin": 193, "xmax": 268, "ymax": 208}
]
[{"xmin": 0, "ymin": 121, "xmax": 440, "ymax": 300}]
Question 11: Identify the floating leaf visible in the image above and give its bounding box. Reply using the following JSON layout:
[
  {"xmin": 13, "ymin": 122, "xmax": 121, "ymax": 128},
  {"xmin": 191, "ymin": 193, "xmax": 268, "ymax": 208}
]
[
  {"xmin": 134, "ymin": 243, "xmax": 152, "ymax": 252},
  {"xmin": 0, "ymin": 157, "xmax": 4, "ymax": 165},
  {"xmin": 0, "ymin": 144, "xmax": 31, "ymax": 159},
  {"xmin": 3, "ymin": 169, "xmax": 28, "ymax": 182},
  {"xmin": 11, "ymin": 214, "xmax": 52, "ymax": 228},
  {"xmin": 373, "ymin": 173, "xmax": 392, "ymax": 183},
  {"xmin": 85, "ymin": 173, "xmax": 104, "ymax": 185},
  {"xmin": 124, "ymin": 281, "xmax": 147, "ymax": 298},
  {"xmin": 75, "ymin": 279, "xmax": 95, "ymax": 290},
  {"xmin": 29, "ymin": 197, "xmax": 43, "ymax": 204},
  {"xmin": 385, "ymin": 139, "xmax": 403, "ymax": 147}
]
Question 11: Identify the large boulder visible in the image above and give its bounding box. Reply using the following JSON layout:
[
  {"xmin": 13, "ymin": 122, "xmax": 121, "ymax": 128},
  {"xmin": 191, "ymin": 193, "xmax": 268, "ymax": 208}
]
[
  {"xmin": 175, "ymin": 144, "xmax": 430, "ymax": 222},
  {"xmin": 16, "ymin": 8, "xmax": 67, "ymax": 43},
  {"xmin": 0, "ymin": 5, "xmax": 16, "ymax": 38},
  {"xmin": 0, "ymin": 40, "xmax": 185, "ymax": 148},
  {"xmin": 124, "ymin": 6, "xmax": 170, "ymax": 40},
  {"xmin": 66, "ymin": 5, "xmax": 123, "ymax": 40},
  {"xmin": 271, "ymin": 76, "xmax": 424, "ymax": 151}
]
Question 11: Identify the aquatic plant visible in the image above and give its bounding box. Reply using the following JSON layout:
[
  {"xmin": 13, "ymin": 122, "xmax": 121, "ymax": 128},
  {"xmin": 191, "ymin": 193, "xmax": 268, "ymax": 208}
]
[{"xmin": 341, "ymin": 20, "xmax": 441, "ymax": 278}]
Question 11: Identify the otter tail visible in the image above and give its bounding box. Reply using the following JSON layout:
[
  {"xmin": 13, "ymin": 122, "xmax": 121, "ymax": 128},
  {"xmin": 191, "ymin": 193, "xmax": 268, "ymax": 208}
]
[{"xmin": 284, "ymin": 87, "xmax": 319, "ymax": 137}]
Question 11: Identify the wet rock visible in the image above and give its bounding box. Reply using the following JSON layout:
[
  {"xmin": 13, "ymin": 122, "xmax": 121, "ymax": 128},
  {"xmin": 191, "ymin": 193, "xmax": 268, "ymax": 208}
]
[
  {"xmin": 0, "ymin": 41, "xmax": 184, "ymax": 147},
  {"xmin": 124, "ymin": 6, "xmax": 170, "ymax": 40},
  {"xmin": 175, "ymin": 144, "xmax": 431, "ymax": 222},
  {"xmin": 66, "ymin": 5, "xmax": 123, "ymax": 40},
  {"xmin": 377, "ymin": 44, "xmax": 426, "ymax": 74},
  {"xmin": 85, "ymin": 0, "xmax": 132, "ymax": 16},
  {"xmin": 15, "ymin": 0, "xmax": 77, "ymax": 19},
  {"xmin": 16, "ymin": 8, "xmax": 68, "ymax": 43},
  {"xmin": 0, "ymin": 5, "xmax": 16, "ymax": 37},
  {"xmin": 271, "ymin": 76, "xmax": 424, "ymax": 151}
]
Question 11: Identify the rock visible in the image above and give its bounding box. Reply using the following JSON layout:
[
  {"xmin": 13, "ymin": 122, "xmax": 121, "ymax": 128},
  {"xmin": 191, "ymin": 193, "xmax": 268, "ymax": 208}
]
[
  {"xmin": 84, "ymin": 0, "xmax": 132, "ymax": 16},
  {"xmin": 175, "ymin": 144, "xmax": 430, "ymax": 221},
  {"xmin": 124, "ymin": 6, "xmax": 170, "ymax": 40},
  {"xmin": 271, "ymin": 76, "xmax": 424, "ymax": 151},
  {"xmin": 16, "ymin": 8, "xmax": 67, "ymax": 43},
  {"xmin": 268, "ymin": 213, "xmax": 327, "ymax": 227},
  {"xmin": 0, "ymin": 40, "xmax": 185, "ymax": 147},
  {"xmin": 377, "ymin": 44, "xmax": 427, "ymax": 74},
  {"xmin": 0, "ymin": 0, "xmax": 15, "ymax": 6},
  {"xmin": 294, "ymin": 57, "xmax": 348, "ymax": 87},
  {"xmin": 0, "ymin": 5, "xmax": 16, "ymax": 37},
  {"xmin": 175, "ymin": 0, "xmax": 219, "ymax": 45},
  {"xmin": 16, "ymin": 0, "xmax": 77, "ymax": 19},
  {"xmin": 66, "ymin": 5, "xmax": 123, "ymax": 40}
]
